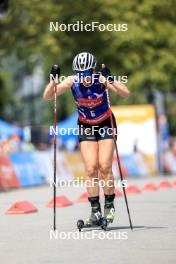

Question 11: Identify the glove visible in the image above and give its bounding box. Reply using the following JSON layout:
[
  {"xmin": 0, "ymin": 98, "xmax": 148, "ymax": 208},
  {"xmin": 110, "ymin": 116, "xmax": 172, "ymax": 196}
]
[
  {"xmin": 49, "ymin": 65, "xmax": 60, "ymax": 82},
  {"xmin": 100, "ymin": 64, "xmax": 114, "ymax": 83}
]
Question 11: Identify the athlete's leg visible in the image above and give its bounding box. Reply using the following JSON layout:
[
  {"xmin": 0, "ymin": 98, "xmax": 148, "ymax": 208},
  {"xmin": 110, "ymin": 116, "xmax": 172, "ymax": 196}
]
[
  {"xmin": 80, "ymin": 141, "xmax": 102, "ymax": 224},
  {"xmin": 98, "ymin": 138, "xmax": 115, "ymax": 195},
  {"xmin": 98, "ymin": 138, "xmax": 115, "ymax": 222},
  {"xmin": 80, "ymin": 141, "xmax": 99, "ymax": 196}
]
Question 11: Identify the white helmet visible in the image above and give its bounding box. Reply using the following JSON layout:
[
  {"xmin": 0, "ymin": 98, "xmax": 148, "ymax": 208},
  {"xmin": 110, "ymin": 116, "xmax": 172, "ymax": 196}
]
[{"xmin": 72, "ymin": 52, "xmax": 97, "ymax": 72}]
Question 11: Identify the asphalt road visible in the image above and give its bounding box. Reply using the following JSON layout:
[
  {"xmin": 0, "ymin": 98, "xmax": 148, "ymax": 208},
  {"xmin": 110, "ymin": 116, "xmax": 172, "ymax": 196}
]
[{"xmin": 0, "ymin": 177, "xmax": 176, "ymax": 264}]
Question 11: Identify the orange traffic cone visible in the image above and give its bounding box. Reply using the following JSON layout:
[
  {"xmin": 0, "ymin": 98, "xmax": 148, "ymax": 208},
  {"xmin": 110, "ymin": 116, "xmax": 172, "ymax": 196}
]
[
  {"xmin": 141, "ymin": 182, "xmax": 158, "ymax": 192},
  {"xmin": 172, "ymin": 180, "xmax": 176, "ymax": 188},
  {"xmin": 158, "ymin": 180, "xmax": 172, "ymax": 189},
  {"xmin": 46, "ymin": 195, "xmax": 73, "ymax": 208},
  {"xmin": 126, "ymin": 185, "xmax": 141, "ymax": 195},
  {"xmin": 76, "ymin": 192, "xmax": 89, "ymax": 202},
  {"xmin": 6, "ymin": 201, "xmax": 38, "ymax": 214}
]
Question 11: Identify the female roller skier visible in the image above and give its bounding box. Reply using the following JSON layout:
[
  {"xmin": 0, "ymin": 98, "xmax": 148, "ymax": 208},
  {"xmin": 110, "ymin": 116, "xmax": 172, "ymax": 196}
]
[{"xmin": 43, "ymin": 52, "xmax": 130, "ymax": 226}]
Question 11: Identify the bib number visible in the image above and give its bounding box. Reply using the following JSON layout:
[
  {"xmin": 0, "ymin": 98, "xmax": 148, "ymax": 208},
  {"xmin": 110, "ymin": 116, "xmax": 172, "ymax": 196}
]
[{"xmin": 90, "ymin": 110, "xmax": 95, "ymax": 117}]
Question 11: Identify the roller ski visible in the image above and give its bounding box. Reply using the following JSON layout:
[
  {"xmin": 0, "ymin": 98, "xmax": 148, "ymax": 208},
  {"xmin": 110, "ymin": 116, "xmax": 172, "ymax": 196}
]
[
  {"xmin": 77, "ymin": 208, "xmax": 115, "ymax": 232},
  {"xmin": 77, "ymin": 218, "xmax": 110, "ymax": 232},
  {"xmin": 77, "ymin": 205, "xmax": 115, "ymax": 231},
  {"xmin": 77, "ymin": 204, "xmax": 108, "ymax": 231}
]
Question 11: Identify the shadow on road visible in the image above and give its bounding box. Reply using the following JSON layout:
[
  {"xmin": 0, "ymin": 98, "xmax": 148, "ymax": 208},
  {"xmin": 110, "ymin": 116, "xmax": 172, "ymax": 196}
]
[
  {"xmin": 108, "ymin": 225, "xmax": 167, "ymax": 231},
  {"xmin": 79, "ymin": 225, "xmax": 167, "ymax": 232}
]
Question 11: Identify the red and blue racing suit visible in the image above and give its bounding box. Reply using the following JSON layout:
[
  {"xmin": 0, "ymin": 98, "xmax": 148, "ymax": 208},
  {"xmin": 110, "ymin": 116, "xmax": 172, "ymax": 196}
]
[{"xmin": 71, "ymin": 72, "xmax": 117, "ymax": 141}]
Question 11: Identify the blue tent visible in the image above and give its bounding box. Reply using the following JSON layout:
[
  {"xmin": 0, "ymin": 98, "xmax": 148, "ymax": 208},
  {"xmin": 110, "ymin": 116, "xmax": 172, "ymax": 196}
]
[
  {"xmin": 0, "ymin": 119, "xmax": 23, "ymax": 139},
  {"xmin": 57, "ymin": 112, "xmax": 78, "ymax": 148}
]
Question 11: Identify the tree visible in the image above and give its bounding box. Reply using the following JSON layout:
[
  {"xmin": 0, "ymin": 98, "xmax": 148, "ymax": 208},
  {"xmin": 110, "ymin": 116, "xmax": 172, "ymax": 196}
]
[{"xmin": 0, "ymin": 0, "xmax": 176, "ymax": 132}]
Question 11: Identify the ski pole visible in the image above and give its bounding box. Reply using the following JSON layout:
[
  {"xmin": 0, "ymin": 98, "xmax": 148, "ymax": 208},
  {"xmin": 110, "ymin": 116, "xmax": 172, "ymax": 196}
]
[
  {"xmin": 53, "ymin": 81, "xmax": 57, "ymax": 231},
  {"xmin": 50, "ymin": 65, "xmax": 60, "ymax": 231},
  {"xmin": 109, "ymin": 112, "xmax": 133, "ymax": 230},
  {"xmin": 105, "ymin": 77, "xmax": 133, "ymax": 230}
]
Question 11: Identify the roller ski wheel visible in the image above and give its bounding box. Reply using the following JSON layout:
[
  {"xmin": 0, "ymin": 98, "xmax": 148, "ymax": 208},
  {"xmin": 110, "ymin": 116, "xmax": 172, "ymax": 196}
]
[
  {"xmin": 77, "ymin": 218, "xmax": 109, "ymax": 231},
  {"xmin": 77, "ymin": 218, "xmax": 102, "ymax": 232},
  {"xmin": 77, "ymin": 219, "xmax": 84, "ymax": 232},
  {"xmin": 101, "ymin": 217, "xmax": 108, "ymax": 231}
]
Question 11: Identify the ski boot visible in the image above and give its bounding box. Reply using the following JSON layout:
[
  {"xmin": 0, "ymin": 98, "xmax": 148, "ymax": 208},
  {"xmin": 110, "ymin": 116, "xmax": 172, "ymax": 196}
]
[
  {"xmin": 101, "ymin": 194, "xmax": 115, "ymax": 230},
  {"xmin": 77, "ymin": 205, "xmax": 102, "ymax": 231}
]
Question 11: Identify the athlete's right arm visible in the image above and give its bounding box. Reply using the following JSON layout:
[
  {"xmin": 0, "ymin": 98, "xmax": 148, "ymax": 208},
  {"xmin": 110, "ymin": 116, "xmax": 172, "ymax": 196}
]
[{"xmin": 43, "ymin": 76, "xmax": 74, "ymax": 101}]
